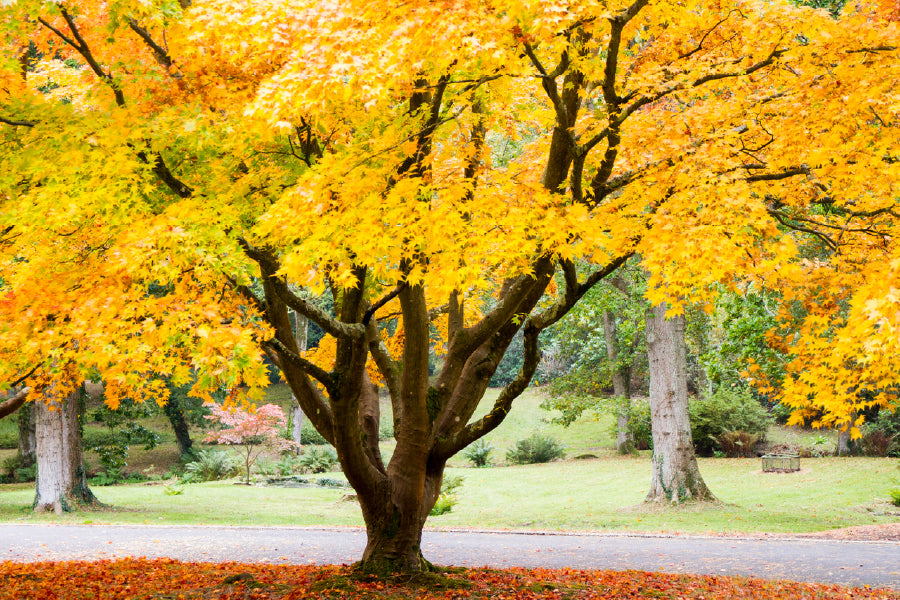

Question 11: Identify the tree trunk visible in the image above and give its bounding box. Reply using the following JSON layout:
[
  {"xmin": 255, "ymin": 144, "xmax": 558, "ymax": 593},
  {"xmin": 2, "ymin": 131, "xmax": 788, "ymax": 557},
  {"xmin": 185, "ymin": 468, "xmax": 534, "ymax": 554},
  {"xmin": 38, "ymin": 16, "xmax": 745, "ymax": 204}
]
[
  {"xmin": 836, "ymin": 411, "xmax": 858, "ymax": 456},
  {"xmin": 33, "ymin": 383, "xmax": 98, "ymax": 513},
  {"xmin": 357, "ymin": 461, "xmax": 444, "ymax": 574},
  {"xmin": 290, "ymin": 310, "xmax": 308, "ymax": 454},
  {"xmin": 645, "ymin": 302, "xmax": 713, "ymax": 503},
  {"xmin": 601, "ymin": 311, "xmax": 634, "ymax": 454},
  {"xmin": 16, "ymin": 401, "xmax": 36, "ymax": 468},
  {"xmin": 162, "ymin": 397, "xmax": 193, "ymax": 458}
]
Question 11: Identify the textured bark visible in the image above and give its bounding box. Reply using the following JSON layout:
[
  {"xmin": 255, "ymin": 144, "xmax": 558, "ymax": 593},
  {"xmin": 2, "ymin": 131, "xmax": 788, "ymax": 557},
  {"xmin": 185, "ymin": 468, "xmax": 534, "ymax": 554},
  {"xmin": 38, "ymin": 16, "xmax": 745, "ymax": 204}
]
[
  {"xmin": 16, "ymin": 401, "xmax": 36, "ymax": 468},
  {"xmin": 357, "ymin": 464, "xmax": 444, "ymax": 574},
  {"xmin": 162, "ymin": 397, "xmax": 193, "ymax": 457},
  {"xmin": 33, "ymin": 384, "xmax": 98, "ymax": 513},
  {"xmin": 645, "ymin": 303, "xmax": 713, "ymax": 503},
  {"xmin": 601, "ymin": 311, "xmax": 634, "ymax": 454}
]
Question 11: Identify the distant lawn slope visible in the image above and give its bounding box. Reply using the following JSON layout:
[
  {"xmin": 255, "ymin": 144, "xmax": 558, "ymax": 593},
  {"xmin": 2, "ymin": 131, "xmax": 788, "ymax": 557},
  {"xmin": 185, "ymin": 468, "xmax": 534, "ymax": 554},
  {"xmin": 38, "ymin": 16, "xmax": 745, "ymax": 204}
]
[{"xmin": 1, "ymin": 387, "xmax": 897, "ymax": 535}]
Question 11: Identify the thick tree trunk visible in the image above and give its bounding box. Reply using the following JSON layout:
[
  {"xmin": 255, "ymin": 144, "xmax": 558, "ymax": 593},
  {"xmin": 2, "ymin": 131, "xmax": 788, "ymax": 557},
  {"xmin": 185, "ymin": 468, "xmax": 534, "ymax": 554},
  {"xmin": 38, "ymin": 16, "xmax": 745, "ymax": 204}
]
[
  {"xmin": 357, "ymin": 462, "xmax": 444, "ymax": 573},
  {"xmin": 33, "ymin": 384, "xmax": 98, "ymax": 513},
  {"xmin": 16, "ymin": 401, "xmax": 36, "ymax": 468},
  {"xmin": 645, "ymin": 303, "xmax": 713, "ymax": 503},
  {"xmin": 162, "ymin": 397, "xmax": 193, "ymax": 458},
  {"xmin": 602, "ymin": 311, "xmax": 634, "ymax": 454}
]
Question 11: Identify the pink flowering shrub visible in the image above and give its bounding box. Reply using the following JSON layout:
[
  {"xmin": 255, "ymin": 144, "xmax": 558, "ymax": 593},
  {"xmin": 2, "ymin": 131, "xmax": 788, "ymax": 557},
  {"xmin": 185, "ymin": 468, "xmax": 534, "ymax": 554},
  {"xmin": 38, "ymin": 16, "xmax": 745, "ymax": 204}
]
[{"xmin": 204, "ymin": 403, "xmax": 298, "ymax": 484}]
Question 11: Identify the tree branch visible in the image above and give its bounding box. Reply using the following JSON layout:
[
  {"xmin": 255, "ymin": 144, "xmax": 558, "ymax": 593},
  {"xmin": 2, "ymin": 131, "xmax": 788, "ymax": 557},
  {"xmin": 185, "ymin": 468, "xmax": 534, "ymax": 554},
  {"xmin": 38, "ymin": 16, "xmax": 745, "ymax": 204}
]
[
  {"xmin": 238, "ymin": 239, "xmax": 366, "ymax": 340},
  {"xmin": 127, "ymin": 19, "xmax": 174, "ymax": 70},
  {"xmin": 263, "ymin": 337, "xmax": 335, "ymax": 392},
  {"xmin": 0, "ymin": 387, "xmax": 30, "ymax": 420},
  {"xmin": 363, "ymin": 285, "xmax": 402, "ymax": 324},
  {"xmin": 40, "ymin": 9, "xmax": 126, "ymax": 107},
  {"xmin": 0, "ymin": 116, "xmax": 35, "ymax": 128}
]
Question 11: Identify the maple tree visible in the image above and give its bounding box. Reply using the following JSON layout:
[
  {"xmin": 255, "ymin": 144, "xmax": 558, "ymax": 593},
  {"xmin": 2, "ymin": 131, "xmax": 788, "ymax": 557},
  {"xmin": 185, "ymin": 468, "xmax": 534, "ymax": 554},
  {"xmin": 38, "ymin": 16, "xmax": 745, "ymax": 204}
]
[
  {"xmin": 1, "ymin": 0, "xmax": 899, "ymax": 572},
  {"xmin": 204, "ymin": 402, "xmax": 297, "ymax": 484}
]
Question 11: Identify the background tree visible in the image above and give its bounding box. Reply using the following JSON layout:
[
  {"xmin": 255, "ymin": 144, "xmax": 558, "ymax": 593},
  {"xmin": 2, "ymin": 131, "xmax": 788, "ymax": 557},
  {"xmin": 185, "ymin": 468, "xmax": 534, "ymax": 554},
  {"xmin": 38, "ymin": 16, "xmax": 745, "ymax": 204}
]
[
  {"xmin": 646, "ymin": 303, "xmax": 712, "ymax": 502},
  {"xmin": 543, "ymin": 263, "xmax": 648, "ymax": 453},
  {"xmin": 32, "ymin": 379, "xmax": 97, "ymax": 512},
  {"xmin": 204, "ymin": 403, "xmax": 297, "ymax": 485}
]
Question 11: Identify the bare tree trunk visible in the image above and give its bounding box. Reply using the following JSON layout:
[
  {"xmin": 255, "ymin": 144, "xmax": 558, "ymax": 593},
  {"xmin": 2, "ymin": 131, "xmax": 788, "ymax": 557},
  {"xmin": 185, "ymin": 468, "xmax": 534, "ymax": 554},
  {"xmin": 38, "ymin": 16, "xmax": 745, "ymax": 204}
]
[
  {"xmin": 291, "ymin": 310, "xmax": 308, "ymax": 454},
  {"xmin": 645, "ymin": 303, "xmax": 713, "ymax": 503},
  {"xmin": 33, "ymin": 383, "xmax": 98, "ymax": 513},
  {"xmin": 602, "ymin": 311, "xmax": 634, "ymax": 454}
]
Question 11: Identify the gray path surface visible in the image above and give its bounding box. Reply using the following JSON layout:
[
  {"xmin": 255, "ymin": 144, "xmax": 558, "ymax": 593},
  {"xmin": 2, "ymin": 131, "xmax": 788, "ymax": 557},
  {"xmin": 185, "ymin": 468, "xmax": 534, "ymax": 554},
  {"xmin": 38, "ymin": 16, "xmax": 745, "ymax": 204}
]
[{"xmin": 2, "ymin": 524, "xmax": 899, "ymax": 591}]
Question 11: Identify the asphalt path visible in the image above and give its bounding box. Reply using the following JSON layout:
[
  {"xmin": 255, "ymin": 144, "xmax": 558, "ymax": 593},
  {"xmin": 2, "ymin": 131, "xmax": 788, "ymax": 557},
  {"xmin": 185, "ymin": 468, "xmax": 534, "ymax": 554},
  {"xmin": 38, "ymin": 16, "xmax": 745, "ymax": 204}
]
[{"xmin": 3, "ymin": 525, "xmax": 899, "ymax": 591}]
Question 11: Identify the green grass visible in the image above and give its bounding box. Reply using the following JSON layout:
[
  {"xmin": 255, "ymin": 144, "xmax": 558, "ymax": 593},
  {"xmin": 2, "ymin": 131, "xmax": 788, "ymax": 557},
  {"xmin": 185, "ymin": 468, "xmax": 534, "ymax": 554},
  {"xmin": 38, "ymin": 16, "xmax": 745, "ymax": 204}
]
[
  {"xmin": 1, "ymin": 453, "xmax": 897, "ymax": 534},
  {"xmin": 449, "ymin": 388, "xmax": 617, "ymax": 467},
  {"xmin": 1, "ymin": 386, "xmax": 898, "ymax": 535}
]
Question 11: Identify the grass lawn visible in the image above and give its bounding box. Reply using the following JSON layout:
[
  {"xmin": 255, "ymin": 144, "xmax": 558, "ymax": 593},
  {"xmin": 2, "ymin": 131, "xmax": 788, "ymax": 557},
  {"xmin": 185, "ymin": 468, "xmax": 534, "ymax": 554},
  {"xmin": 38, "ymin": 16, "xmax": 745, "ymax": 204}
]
[{"xmin": 1, "ymin": 387, "xmax": 898, "ymax": 535}]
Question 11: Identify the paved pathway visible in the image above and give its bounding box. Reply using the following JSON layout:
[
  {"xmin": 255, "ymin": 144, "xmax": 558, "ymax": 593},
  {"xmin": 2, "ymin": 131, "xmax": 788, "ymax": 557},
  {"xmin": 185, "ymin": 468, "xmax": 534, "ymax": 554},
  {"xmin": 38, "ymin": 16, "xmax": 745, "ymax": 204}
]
[{"xmin": 2, "ymin": 525, "xmax": 899, "ymax": 591}]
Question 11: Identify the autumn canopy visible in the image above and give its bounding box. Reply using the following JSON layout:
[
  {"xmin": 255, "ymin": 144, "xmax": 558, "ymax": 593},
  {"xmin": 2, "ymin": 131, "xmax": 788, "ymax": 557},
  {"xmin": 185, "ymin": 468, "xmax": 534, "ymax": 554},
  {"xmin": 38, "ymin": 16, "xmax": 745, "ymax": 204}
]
[{"xmin": 1, "ymin": 0, "xmax": 898, "ymax": 570}]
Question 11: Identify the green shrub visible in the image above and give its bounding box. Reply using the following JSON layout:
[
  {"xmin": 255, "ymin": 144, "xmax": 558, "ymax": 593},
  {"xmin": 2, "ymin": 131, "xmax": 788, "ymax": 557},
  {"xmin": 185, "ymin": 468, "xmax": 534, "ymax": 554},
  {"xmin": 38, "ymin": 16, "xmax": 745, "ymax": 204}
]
[
  {"xmin": 378, "ymin": 420, "xmax": 394, "ymax": 441},
  {"xmin": 182, "ymin": 449, "xmax": 238, "ymax": 483},
  {"xmin": 625, "ymin": 400, "xmax": 652, "ymax": 450},
  {"xmin": 0, "ymin": 431, "xmax": 17, "ymax": 450},
  {"xmin": 298, "ymin": 446, "xmax": 338, "ymax": 473},
  {"xmin": 463, "ymin": 439, "xmax": 494, "ymax": 467},
  {"xmin": 254, "ymin": 459, "xmax": 278, "ymax": 477},
  {"xmin": 890, "ymin": 487, "xmax": 900, "ymax": 508},
  {"xmin": 430, "ymin": 474, "xmax": 464, "ymax": 516},
  {"xmin": 506, "ymin": 433, "xmax": 565, "ymax": 465},
  {"xmin": 276, "ymin": 455, "xmax": 300, "ymax": 476},
  {"xmin": 689, "ymin": 388, "xmax": 772, "ymax": 456},
  {"xmin": 299, "ymin": 422, "xmax": 329, "ymax": 445},
  {"xmin": 316, "ymin": 477, "xmax": 348, "ymax": 488},
  {"xmin": 1, "ymin": 454, "xmax": 35, "ymax": 483},
  {"xmin": 86, "ymin": 399, "xmax": 161, "ymax": 476},
  {"xmin": 866, "ymin": 409, "xmax": 900, "ymax": 457}
]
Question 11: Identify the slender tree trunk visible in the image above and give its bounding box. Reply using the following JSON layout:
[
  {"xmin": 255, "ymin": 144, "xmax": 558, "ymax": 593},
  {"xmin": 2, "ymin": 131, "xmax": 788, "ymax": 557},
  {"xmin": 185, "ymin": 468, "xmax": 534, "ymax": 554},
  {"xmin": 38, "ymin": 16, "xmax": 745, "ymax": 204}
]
[
  {"xmin": 162, "ymin": 398, "xmax": 193, "ymax": 458},
  {"xmin": 33, "ymin": 383, "xmax": 98, "ymax": 513},
  {"xmin": 16, "ymin": 401, "xmax": 36, "ymax": 468},
  {"xmin": 836, "ymin": 411, "xmax": 858, "ymax": 456},
  {"xmin": 602, "ymin": 311, "xmax": 634, "ymax": 454},
  {"xmin": 291, "ymin": 310, "xmax": 308, "ymax": 454},
  {"xmin": 645, "ymin": 303, "xmax": 713, "ymax": 503}
]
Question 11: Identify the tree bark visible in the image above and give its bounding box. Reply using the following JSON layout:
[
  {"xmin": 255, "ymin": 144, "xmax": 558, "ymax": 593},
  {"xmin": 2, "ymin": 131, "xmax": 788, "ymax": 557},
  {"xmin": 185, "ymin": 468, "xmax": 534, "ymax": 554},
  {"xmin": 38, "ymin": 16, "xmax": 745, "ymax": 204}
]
[
  {"xmin": 645, "ymin": 303, "xmax": 713, "ymax": 503},
  {"xmin": 162, "ymin": 397, "xmax": 193, "ymax": 458},
  {"xmin": 601, "ymin": 311, "xmax": 634, "ymax": 454},
  {"xmin": 33, "ymin": 383, "xmax": 98, "ymax": 513}
]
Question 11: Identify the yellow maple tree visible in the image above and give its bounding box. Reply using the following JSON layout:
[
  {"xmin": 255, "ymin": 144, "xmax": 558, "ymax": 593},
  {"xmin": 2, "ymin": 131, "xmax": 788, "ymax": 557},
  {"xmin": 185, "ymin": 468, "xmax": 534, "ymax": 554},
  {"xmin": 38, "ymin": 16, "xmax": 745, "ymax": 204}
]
[{"xmin": 1, "ymin": 0, "xmax": 898, "ymax": 570}]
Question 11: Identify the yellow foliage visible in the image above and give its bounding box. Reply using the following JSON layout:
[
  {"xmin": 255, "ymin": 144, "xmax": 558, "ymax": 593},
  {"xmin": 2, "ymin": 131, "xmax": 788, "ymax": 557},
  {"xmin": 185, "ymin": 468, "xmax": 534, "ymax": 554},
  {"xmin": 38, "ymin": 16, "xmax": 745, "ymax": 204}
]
[{"xmin": 0, "ymin": 0, "xmax": 898, "ymax": 429}]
